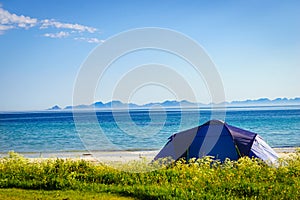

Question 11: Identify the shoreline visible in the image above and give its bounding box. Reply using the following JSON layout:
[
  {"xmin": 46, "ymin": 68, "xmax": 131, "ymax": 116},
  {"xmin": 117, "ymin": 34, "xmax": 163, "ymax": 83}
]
[
  {"xmin": 273, "ymin": 147, "xmax": 299, "ymax": 158},
  {"xmin": 0, "ymin": 147, "xmax": 298, "ymax": 162}
]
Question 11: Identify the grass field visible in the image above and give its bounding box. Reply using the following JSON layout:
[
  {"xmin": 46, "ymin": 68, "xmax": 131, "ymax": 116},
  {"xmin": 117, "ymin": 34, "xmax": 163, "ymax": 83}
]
[
  {"xmin": 0, "ymin": 188, "xmax": 134, "ymax": 200},
  {"xmin": 0, "ymin": 151, "xmax": 299, "ymax": 199}
]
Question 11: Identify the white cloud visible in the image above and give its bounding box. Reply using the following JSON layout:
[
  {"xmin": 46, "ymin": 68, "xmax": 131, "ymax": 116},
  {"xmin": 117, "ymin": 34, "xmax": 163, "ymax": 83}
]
[
  {"xmin": 0, "ymin": 24, "xmax": 13, "ymax": 34},
  {"xmin": 43, "ymin": 31, "xmax": 70, "ymax": 38},
  {"xmin": 0, "ymin": 5, "xmax": 101, "ymax": 43},
  {"xmin": 40, "ymin": 19, "xmax": 97, "ymax": 33},
  {"xmin": 0, "ymin": 7, "xmax": 38, "ymax": 30},
  {"xmin": 75, "ymin": 37, "xmax": 104, "ymax": 43}
]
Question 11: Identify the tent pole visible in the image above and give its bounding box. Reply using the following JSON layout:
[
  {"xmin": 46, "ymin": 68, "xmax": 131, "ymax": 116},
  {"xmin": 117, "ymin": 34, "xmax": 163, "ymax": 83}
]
[
  {"xmin": 235, "ymin": 144, "xmax": 242, "ymax": 158},
  {"xmin": 186, "ymin": 148, "xmax": 189, "ymax": 162}
]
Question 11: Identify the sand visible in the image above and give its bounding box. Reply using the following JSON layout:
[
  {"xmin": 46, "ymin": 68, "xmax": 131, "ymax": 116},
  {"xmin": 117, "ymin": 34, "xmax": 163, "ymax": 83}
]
[
  {"xmin": 1, "ymin": 147, "xmax": 298, "ymax": 163},
  {"xmin": 0, "ymin": 150, "xmax": 159, "ymax": 163},
  {"xmin": 273, "ymin": 147, "xmax": 298, "ymax": 158}
]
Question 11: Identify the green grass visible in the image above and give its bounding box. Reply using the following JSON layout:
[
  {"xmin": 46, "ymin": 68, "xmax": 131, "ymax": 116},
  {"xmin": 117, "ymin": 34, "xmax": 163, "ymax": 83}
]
[
  {"xmin": 0, "ymin": 188, "xmax": 135, "ymax": 200},
  {"xmin": 0, "ymin": 150, "xmax": 299, "ymax": 199}
]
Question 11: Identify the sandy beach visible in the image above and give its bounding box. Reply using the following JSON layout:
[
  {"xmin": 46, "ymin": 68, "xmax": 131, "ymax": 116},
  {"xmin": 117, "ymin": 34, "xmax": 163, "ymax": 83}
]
[
  {"xmin": 273, "ymin": 147, "xmax": 299, "ymax": 158},
  {"xmin": 1, "ymin": 147, "xmax": 298, "ymax": 163}
]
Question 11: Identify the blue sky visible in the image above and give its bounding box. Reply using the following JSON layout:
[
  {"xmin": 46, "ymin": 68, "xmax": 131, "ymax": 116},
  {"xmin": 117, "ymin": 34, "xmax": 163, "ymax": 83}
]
[{"xmin": 0, "ymin": 0, "xmax": 299, "ymax": 111}]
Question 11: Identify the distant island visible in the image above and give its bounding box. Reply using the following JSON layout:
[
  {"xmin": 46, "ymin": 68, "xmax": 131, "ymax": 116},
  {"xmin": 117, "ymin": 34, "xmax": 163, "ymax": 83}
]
[{"xmin": 48, "ymin": 97, "xmax": 300, "ymax": 110}]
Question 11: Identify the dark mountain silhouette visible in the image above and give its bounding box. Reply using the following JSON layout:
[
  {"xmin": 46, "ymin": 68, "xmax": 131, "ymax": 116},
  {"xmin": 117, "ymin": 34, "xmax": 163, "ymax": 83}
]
[
  {"xmin": 47, "ymin": 105, "xmax": 61, "ymax": 110},
  {"xmin": 48, "ymin": 97, "xmax": 300, "ymax": 110}
]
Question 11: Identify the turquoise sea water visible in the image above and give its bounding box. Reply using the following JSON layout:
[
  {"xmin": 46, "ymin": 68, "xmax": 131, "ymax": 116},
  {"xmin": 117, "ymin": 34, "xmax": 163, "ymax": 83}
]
[{"xmin": 0, "ymin": 106, "xmax": 299, "ymax": 153}]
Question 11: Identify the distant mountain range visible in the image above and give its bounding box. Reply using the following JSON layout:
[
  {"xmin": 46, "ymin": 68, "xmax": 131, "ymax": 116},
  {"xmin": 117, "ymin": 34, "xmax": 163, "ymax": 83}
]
[{"xmin": 48, "ymin": 97, "xmax": 300, "ymax": 110}]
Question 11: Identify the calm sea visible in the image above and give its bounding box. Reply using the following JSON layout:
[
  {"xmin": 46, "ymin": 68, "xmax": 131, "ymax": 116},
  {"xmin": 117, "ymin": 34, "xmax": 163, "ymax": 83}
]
[{"xmin": 0, "ymin": 106, "xmax": 299, "ymax": 153}]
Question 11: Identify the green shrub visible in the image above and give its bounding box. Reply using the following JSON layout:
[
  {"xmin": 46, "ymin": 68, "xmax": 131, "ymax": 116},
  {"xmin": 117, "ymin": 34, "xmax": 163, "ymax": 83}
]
[{"xmin": 0, "ymin": 151, "xmax": 299, "ymax": 199}]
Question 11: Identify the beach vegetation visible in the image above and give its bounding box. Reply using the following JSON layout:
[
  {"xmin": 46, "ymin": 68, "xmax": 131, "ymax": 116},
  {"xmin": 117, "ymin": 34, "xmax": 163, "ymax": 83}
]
[{"xmin": 0, "ymin": 150, "xmax": 299, "ymax": 199}]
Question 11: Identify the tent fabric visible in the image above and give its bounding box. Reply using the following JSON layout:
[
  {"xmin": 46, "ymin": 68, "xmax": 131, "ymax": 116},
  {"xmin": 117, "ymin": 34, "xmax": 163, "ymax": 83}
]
[
  {"xmin": 249, "ymin": 135, "xmax": 279, "ymax": 164},
  {"xmin": 226, "ymin": 124, "xmax": 257, "ymax": 156},
  {"xmin": 188, "ymin": 124, "xmax": 239, "ymax": 161},
  {"xmin": 155, "ymin": 126, "xmax": 199, "ymax": 161},
  {"xmin": 154, "ymin": 120, "xmax": 279, "ymax": 164}
]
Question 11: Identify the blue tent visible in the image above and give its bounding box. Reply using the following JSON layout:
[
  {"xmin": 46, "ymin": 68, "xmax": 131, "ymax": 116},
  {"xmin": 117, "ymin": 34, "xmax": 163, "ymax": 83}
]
[{"xmin": 154, "ymin": 120, "xmax": 278, "ymax": 164}]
